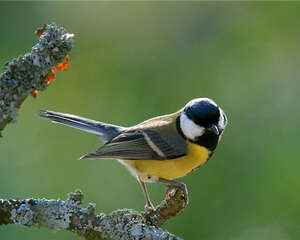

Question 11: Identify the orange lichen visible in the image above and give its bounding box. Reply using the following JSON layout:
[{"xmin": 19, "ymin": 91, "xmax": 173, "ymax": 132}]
[
  {"xmin": 36, "ymin": 24, "xmax": 47, "ymax": 38},
  {"xmin": 43, "ymin": 56, "xmax": 69, "ymax": 84},
  {"xmin": 44, "ymin": 70, "xmax": 56, "ymax": 84},
  {"xmin": 54, "ymin": 56, "xmax": 69, "ymax": 71},
  {"xmin": 31, "ymin": 90, "xmax": 38, "ymax": 98}
]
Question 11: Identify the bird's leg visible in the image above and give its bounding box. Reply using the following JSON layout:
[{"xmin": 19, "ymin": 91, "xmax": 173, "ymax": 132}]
[
  {"xmin": 158, "ymin": 178, "xmax": 189, "ymax": 206},
  {"xmin": 138, "ymin": 177, "xmax": 154, "ymax": 210}
]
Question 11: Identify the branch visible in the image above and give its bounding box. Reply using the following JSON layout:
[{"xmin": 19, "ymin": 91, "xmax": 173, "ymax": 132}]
[
  {"xmin": 0, "ymin": 23, "xmax": 74, "ymax": 136},
  {"xmin": 0, "ymin": 189, "xmax": 186, "ymax": 240},
  {"xmin": 0, "ymin": 23, "xmax": 187, "ymax": 239}
]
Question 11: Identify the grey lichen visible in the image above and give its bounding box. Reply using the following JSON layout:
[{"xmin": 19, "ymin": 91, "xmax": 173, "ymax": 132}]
[
  {"xmin": 6, "ymin": 190, "xmax": 85, "ymax": 231},
  {"xmin": 0, "ymin": 190, "xmax": 183, "ymax": 240},
  {"xmin": 9, "ymin": 194, "xmax": 81, "ymax": 230},
  {"xmin": 0, "ymin": 23, "xmax": 74, "ymax": 135}
]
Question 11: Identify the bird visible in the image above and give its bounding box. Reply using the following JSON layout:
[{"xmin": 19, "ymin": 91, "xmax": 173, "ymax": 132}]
[{"xmin": 39, "ymin": 98, "xmax": 227, "ymax": 209}]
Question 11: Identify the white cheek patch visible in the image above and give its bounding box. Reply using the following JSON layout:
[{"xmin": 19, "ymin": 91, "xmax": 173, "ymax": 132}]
[{"xmin": 180, "ymin": 113, "xmax": 205, "ymax": 140}]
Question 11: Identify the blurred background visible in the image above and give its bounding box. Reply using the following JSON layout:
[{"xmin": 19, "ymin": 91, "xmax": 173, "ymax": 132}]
[{"xmin": 1, "ymin": 2, "xmax": 300, "ymax": 240}]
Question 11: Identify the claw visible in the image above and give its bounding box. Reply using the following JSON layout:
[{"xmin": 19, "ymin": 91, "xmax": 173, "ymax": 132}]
[{"xmin": 144, "ymin": 204, "xmax": 155, "ymax": 213}]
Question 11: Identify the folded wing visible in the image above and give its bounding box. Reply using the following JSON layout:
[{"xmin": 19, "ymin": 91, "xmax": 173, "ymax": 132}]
[{"xmin": 80, "ymin": 129, "xmax": 187, "ymax": 160}]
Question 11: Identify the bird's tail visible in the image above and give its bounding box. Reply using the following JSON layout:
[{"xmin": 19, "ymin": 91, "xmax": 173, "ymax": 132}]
[{"xmin": 39, "ymin": 110, "xmax": 124, "ymax": 143}]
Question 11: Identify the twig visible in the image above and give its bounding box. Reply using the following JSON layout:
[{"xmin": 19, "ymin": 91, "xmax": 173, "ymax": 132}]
[
  {"xmin": 144, "ymin": 187, "xmax": 187, "ymax": 227},
  {"xmin": 0, "ymin": 23, "xmax": 74, "ymax": 136},
  {"xmin": 0, "ymin": 189, "xmax": 185, "ymax": 240}
]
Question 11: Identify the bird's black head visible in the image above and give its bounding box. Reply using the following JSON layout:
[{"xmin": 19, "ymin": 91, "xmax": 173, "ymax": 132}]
[
  {"xmin": 178, "ymin": 98, "xmax": 227, "ymax": 151},
  {"xmin": 185, "ymin": 98, "xmax": 220, "ymax": 128}
]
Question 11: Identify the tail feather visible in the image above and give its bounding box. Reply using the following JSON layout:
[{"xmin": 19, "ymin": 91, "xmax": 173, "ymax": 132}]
[
  {"xmin": 39, "ymin": 110, "xmax": 124, "ymax": 143},
  {"xmin": 78, "ymin": 152, "xmax": 99, "ymax": 160}
]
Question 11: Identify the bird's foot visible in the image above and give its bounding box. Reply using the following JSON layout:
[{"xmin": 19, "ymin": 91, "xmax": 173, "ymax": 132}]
[
  {"xmin": 144, "ymin": 203, "xmax": 155, "ymax": 213},
  {"xmin": 165, "ymin": 182, "xmax": 189, "ymax": 208}
]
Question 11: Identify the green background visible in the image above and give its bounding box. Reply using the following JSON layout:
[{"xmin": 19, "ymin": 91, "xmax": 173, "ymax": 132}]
[{"xmin": 1, "ymin": 2, "xmax": 300, "ymax": 240}]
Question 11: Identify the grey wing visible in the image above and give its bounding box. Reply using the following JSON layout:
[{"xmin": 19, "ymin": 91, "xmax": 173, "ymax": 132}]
[{"xmin": 79, "ymin": 129, "xmax": 187, "ymax": 160}]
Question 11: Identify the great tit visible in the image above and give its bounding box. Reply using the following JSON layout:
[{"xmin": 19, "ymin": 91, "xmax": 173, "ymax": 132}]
[{"xmin": 39, "ymin": 98, "xmax": 227, "ymax": 208}]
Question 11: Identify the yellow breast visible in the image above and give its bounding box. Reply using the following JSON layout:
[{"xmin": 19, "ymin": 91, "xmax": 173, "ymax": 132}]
[{"xmin": 122, "ymin": 142, "xmax": 211, "ymax": 181}]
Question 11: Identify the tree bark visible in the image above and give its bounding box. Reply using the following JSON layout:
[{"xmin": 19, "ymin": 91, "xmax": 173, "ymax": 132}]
[
  {"xmin": 0, "ymin": 189, "xmax": 186, "ymax": 240},
  {"xmin": 0, "ymin": 23, "xmax": 74, "ymax": 136}
]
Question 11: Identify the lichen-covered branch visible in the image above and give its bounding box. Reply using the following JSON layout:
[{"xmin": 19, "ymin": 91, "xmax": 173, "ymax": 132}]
[
  {"xmin": 0, "ymin": 23, "xmax": 187, "ymax": 240},
  {"xmin": 0, "ymin": 189, "xmax": 185, "ymax": 240},
  {"xmin": 0, "ymin": 23, "xmax": 74, "ymax": 136},
  {"xmin": 144, "ymin": 187, "xmax": 187, "ymax": 227}
]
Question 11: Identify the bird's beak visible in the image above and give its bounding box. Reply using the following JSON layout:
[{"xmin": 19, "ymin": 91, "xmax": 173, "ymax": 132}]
[{"xmin": 208, "ymin": 124, "xmax": 219, "ymax": 135}]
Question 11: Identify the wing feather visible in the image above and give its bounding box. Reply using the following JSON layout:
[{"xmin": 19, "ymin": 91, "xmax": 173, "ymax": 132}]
[{"xmin": 80, "ymin": 129, "xmax": 187, "ymax": 160}]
